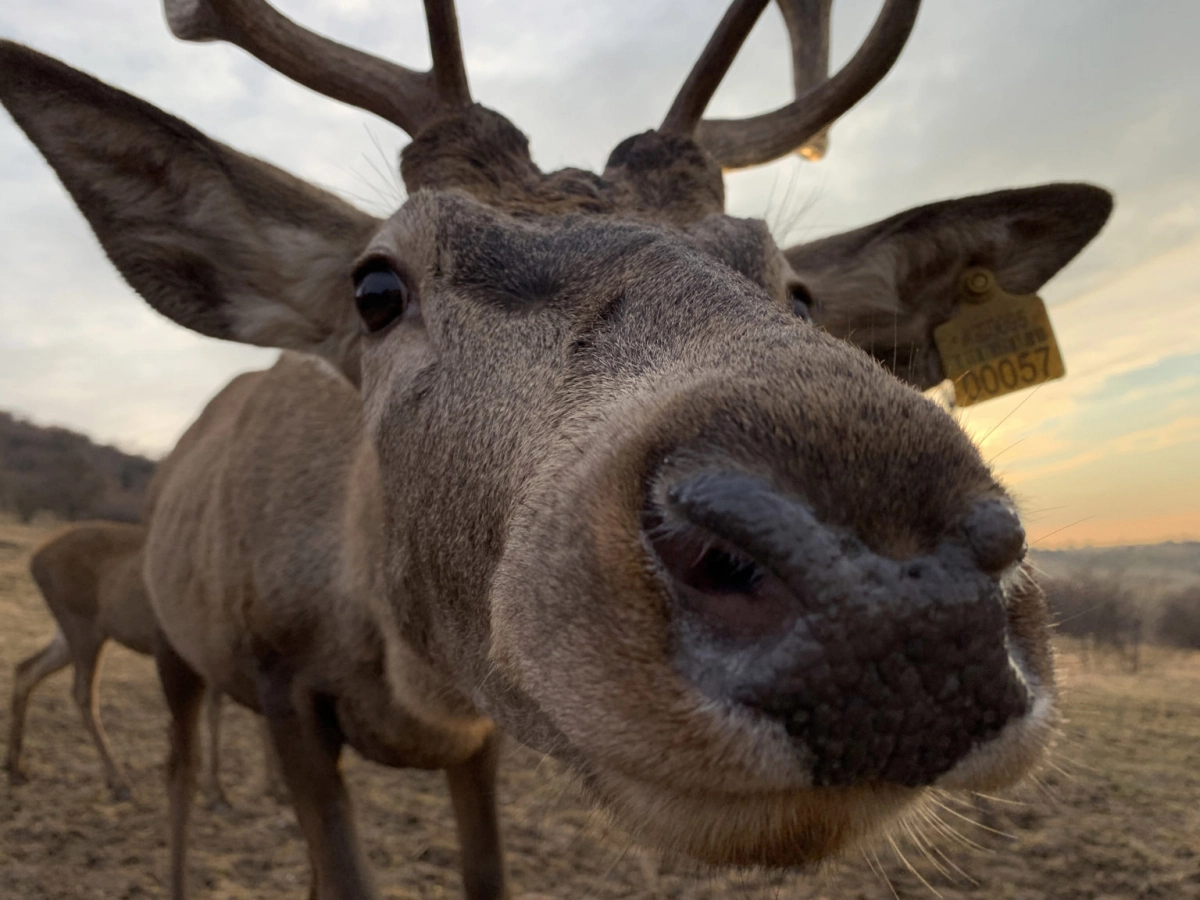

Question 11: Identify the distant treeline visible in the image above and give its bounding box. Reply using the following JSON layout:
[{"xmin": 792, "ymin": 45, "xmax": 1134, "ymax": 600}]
[
  {"xmin": 0, "ymin": 411, "xmax": 156, "ymax": 523},
  {"xmin": 1043, "ymin": 569, "xmax": 1200, "ymax": 669}
]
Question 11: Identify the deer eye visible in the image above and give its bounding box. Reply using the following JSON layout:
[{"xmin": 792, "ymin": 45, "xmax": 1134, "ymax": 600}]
[
  {"xmin": 790, "ymin": 283, "xmax": 814, "ymax": 322},
  {"xmin": 354, "ymin": 264, "xmax": 410, "ymax": 333}
]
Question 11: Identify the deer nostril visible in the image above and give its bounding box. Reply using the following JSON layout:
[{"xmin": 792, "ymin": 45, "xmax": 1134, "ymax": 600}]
[
  {"xmin": 646, "ymin": 518, "xmax": 796, "ymax": 644},
  {"xmin": 962, "ymin": 499, "xmax": 1026, "ymax": 574},
  {"xmin": 688, "ymin": 545, "xmax": 765, "ymax": 595},
  {"xmin": 644, "ymin": 475, "xmax": 805, "ymax": 643},
  {"xmin": 646, "ymin": 513, "xmax": 765, "ymax": 597}
]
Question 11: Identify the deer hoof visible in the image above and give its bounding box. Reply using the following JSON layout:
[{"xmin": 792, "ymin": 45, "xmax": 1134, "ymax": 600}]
[
  {"xmin": 206, "ymin": 794, "xmax": 234, "ymax": 815},
  {"xmin": 110, "ymin": 783, "xmax": 133, "ymax": 802},
  {"xmin": 6, "ymin": 767, "xmax": 29, "ymax": 787}
]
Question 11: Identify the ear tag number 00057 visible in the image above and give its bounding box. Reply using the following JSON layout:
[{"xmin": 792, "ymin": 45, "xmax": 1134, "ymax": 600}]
[{"xmin": 933, "ymin": 268, "xmax": 1066, "ymax": 407}]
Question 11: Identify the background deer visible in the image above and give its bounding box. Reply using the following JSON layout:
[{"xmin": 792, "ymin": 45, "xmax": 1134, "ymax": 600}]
[
  {"xmin": 0, "ymin": 0, "xmax": 1111, "ymax": 898},
  {"xmin": 4, "ymin": 520, "xmax": 281, "ymax": 808}
]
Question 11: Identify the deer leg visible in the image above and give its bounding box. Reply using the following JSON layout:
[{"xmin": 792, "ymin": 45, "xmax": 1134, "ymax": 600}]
[
  {"xmin": 202, "ymin": 688, "xmax": 232, "ymax": 813},
  {"xmin": 306, "ymin": 844, "xmax": 320, "ymax": 900},
  {"xmin": 258, "ymin": 715, "xmax": 289, "ymax": 803},
  {"xmin": 155, "ymin": 632, "xmax": 205, "ymax": 900},
  {"xmin": 70, "ymin": 635, "xmax": 133, "ymax": 801},
  {"xmin": 5, "ymin": 628, "xmax": 72, "ymax": 784},
  {"xmin": 256, "ymin": 671, "xmax": 377, "ymax": 900},
  {"xmin": 444, "ymin": 730, "xmax": 508, "ymax": 900}
]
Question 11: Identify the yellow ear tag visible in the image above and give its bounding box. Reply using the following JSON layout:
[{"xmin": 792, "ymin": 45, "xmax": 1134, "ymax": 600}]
[{"xmin": 933, "ymin": 268, "xmax": 1066, "ymax": 407}]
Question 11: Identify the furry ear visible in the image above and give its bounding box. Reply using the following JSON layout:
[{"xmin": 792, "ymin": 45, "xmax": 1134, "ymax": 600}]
[
  {"xmin": 0, "ymin": 40, "xmax": 380, "ymax": 383},
  {"xmin": 785, "ymin": 184, "xmax": 1113, "ymax": 389}
]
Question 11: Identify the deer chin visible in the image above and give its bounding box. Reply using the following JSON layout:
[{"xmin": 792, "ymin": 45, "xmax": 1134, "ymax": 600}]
[
  {"xmin": 486, "ymin": 564, "xmax": 1057, "ymax": 869},
  {"xmin": 566, "ymin": 660, "xmax": 1056, "ymax": 870},
  {"xmin": 580, "ymin": 765, "xmax": 914, "ymax": 868},
  {"xmin": 585, "ymin": 635, "xmax": 1056, "ymax": 868}
]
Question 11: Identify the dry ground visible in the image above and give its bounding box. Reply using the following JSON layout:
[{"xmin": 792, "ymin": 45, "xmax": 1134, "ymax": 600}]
[{"xmin": 1, "ymin": 519, "xmax": 1198, "ymax": 899}]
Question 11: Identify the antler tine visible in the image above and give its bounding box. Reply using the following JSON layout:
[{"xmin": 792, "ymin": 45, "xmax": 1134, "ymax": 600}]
[
  {"xmin": 661, "ymin": 0, "xmax": 772, "ymax": 137},
  {"xmin": 781, "ymin": 0, "xmax": 830, "ymax": 95},
  {"xmin": 423, "ymin": 0, "xmax": 471, "ymax": 108},
  {"xmin": 163, "ymin": 0, "xmax": 472, "ymax": 137},
  {"xmin": 779, "ymin": 0, "xmax": 832, "ymax": 161},
  {"xmin": 698, "ymin": 0, "xmax": 920, "ymax": 170}
]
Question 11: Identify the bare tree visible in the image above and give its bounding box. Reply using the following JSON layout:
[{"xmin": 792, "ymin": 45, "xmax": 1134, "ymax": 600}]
[{"xmin": 1156, "ymin": 587, "xmax": 1200, "ymax": 651}]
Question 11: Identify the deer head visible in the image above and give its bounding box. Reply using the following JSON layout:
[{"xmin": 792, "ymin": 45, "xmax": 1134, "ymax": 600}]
[{"xmin": 0, "ymin": 0, "xmax": 1110, "ymax": 868}]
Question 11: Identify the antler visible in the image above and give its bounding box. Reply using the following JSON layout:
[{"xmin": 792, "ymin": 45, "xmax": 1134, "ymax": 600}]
[
  {"xmin": 660, "ymin": 0, "xmax": 770, "ymax": 138},
  {"xmin": 780, "ymin": 0, "xmax": 832, "ymax": 161},
  {"xmin": 163, "ymin": 0, "xmax": 471, "ymax": 137},
  {"xmin": 663, "ymin": 0, "xmax": 921, "ymax": 170}
]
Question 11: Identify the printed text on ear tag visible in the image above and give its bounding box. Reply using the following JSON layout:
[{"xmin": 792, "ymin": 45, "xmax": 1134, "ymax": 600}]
[{"xmin": 933, "ymin": 268, "xmax": 1066, "ymax": 407}]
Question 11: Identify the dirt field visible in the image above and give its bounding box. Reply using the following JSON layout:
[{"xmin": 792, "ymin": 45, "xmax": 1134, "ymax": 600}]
[{"xmin": 2, "ymin": 519, "xmax": 1198, "ymax": 899}]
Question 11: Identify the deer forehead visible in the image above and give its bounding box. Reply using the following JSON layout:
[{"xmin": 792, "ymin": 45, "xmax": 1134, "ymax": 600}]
[
  {"xmin": 398, "ymin": 107, "xmax": 727, "ymax": 225},
  {"xmin": 364, "ymin": 189, "xmax": 792, "ymax": 317}
]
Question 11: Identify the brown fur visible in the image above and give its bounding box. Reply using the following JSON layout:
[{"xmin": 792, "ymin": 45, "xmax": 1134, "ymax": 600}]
[
  {"xmin": 0, "ymin": 32, "xmax": 1112, "ymax": 900},
  {"xmin": 140, "ymin": 357, "xmax": 499, "ymax": 899},
  {"xmin": 4, "ymin": 521, "xmax": 277, "ymax": 807}
]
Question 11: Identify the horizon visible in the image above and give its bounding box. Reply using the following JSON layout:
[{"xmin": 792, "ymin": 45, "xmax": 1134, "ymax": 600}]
[
  {"xmin": 2, "ymin": 0, "xmax": 1198, "ymax": 549},
  {"xmin": 4, "ymin": 401, "xmax": 1198, "ymax": 553}
]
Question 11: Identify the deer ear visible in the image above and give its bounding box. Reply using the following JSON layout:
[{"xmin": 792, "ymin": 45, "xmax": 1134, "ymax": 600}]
[
  {"xmin": 0, "ymin": 41, "xmax": 380, "ymax": 384},
  {"xmin": 785, "ymin": 184, "xmax": 1113, "ymax": 390}
]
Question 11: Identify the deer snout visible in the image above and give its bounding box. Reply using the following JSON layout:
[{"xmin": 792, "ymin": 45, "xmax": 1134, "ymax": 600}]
[
  {"xmin": 646, "ymin": 471, "xmax": 1034, "ymax": 789},
  {"xmin": 962, "ymin": 497, "xmax": 1027, "ymax": 573}
]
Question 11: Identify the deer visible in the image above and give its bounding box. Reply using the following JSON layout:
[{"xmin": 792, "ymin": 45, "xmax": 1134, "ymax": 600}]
[
  {"xmin": 5, "ymin": 520, "xmax": 283, "ymax": 808},
  {"xmin": 0, "ymin": 0, "xmax": 1113, "ymax": 898}
]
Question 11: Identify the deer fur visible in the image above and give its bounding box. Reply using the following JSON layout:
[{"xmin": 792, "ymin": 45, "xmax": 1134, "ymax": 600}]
[
  {"xmin": 0, "ymin": 11, "xmax": 1112, "ymax": 900},
  {"xmin": 5, "ymin": 521, "xmax": 283, "ymax": 807}
]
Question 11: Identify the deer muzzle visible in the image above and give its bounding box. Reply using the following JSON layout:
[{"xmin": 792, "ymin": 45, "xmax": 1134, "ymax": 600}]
[{"xmin": 647, "ymin": 471, "xmax": 1033, "ymax": 788}]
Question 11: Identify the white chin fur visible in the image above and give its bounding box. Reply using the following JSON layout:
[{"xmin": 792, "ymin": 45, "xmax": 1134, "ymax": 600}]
[{"xmin": 933, "ymin": 687, "xmax": 1057, "ymax": 792}]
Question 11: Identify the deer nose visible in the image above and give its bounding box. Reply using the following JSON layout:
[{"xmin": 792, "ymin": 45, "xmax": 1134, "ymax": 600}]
[
  {"xmin": 962, "ymin": 498, "xmax": 1026, "ymax": 573},
  {"xmin": 648, "ymin": 472, "xmax": 1032, "ymax": 788}
]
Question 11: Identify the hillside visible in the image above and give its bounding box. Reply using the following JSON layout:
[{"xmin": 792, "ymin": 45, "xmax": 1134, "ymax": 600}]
[{"xmin": 0, "ymin": 411, "xmax": 156, "ymax": 523}]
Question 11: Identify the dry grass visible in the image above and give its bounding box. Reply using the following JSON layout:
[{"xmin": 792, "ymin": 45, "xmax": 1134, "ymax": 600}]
[{"xmin": 1, "ymin": 519, "xmax": 1198, "ymax": 898}]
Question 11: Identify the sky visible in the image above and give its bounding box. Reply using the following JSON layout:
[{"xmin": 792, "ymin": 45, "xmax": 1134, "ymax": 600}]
[{"xmin": 1, "ymin": 0, "xmax": 1198, "ymax": 548}]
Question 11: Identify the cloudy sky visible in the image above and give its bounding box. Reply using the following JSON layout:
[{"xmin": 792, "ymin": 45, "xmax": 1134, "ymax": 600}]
[{"xmin": 1, "ymin": 0, "xmax": 1197, "ymax": 547}]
